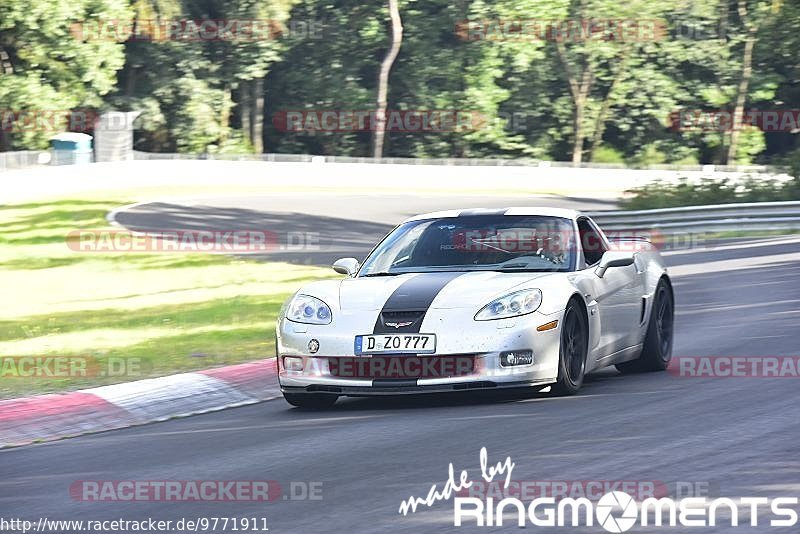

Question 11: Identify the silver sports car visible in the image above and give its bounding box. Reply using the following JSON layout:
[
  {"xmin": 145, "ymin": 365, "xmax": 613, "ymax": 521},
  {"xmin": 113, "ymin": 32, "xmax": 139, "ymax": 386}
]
[{"xmin": 277, "ymin": 208, "xmax": 674, "ymax": 408}]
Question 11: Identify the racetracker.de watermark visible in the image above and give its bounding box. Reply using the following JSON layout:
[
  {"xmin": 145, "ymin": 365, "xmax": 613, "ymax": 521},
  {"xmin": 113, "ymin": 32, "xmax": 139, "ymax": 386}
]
[
  {"xmin": 0, "ymin": 356, "xmax": 145, "ymax": 379},
  {"xmin": 0, "ymin": 110, "xmax": 99, "ymax": 133},
  {"xmin": 669, "ymin": 356, "xmax": 800, "ymax": 378},
  {"xmin": 446, "ymin": 229, "xmax": 668, "ymax": 255},
  {"xmin": 1, "ymin": 517, "xmax": 269, "ymax": 534},
  {"xmin": 455, "ymin": 19, "xmax": 666, "ymax": 42},
  {"xmin": 65, "ymin": 229, "xmax": 320, "ymax": 254},
  {"xmin": 456, "ymin": 480, "xmax": 718, "ymax": 502},
  {"xmin": 457, "ymin": 480, "xmax": 669, "ymax": 501},
  {"xmin": 301, "ymin": 356, "xmax": 476, "ymax": 379},
  {"xmin": 449, "ymin": 228, "xmax": 717, "ymax": 254},
  {"xmin": 69, "ymin": 19, "xmax": 323, "ymax": 42},
  {"xmin": 273, "ymin": 110, "xmax": 487, "ymax": 133},
  {"xmin": 68, "ymin": 480, "xmax": 323, "ymax": 502},
  {"xmin": 670, "ymin": 109, "xmax": 800, "ymax": 132}
]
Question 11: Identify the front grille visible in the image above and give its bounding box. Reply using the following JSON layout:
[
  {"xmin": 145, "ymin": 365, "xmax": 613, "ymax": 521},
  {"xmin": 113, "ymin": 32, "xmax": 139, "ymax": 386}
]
[{"xmin": 327, "ymin": 355, "xmax": 475, "ymax": 379}]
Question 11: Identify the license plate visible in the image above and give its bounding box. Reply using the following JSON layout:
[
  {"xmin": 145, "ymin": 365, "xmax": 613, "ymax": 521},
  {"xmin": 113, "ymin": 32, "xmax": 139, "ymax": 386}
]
[{"xmin": 354, "ymin": 334, "xmax": 436, "ymax": 355}]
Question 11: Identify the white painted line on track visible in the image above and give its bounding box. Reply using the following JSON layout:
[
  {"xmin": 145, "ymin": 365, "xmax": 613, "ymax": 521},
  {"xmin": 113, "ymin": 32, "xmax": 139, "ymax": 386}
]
[
  {"xmin": 662, "ymin": 236, "xmax": 800, "ymax": 256},
  {"xmin": 669, "ymin": 251, "xmax": 800, "ymax": 277}
]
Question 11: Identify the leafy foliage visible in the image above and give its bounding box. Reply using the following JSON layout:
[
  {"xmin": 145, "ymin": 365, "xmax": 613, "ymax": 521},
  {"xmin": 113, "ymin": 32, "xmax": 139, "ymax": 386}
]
[
  {"xmin": 622, "ymin": 175, "xmax": 800, "ymax": 210},
  {"xmin": 1, "ymin": 0, "xmax": 799, "ymax": 166},
  {"xmin": 0, "ymin": 0, "xmax": 131, "ymax": 149}
]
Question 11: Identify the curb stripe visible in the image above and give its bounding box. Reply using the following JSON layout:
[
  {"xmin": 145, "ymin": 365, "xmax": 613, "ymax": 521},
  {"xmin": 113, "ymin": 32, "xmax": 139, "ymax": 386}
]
[
  {"xmin": 85, "ymin": 373, "xmax": 254, "ymax": 421},
  {"xmin": 0, "ymin": 392, "xmax": 133, "ymax": 448},
  {"xmin": 200, "ymin": 359, "xmax": 280, "ymax": 401},
  {"xmin": 0, "ymin": 392, "xmax": 119, "ymax": 422},
  {"xmin": 199, "ymin": 359, "xmax": 277, "ymax": 383},
  {"xmin": 0, "ymin": 361, "xmax": 281, "ymax": 448}
]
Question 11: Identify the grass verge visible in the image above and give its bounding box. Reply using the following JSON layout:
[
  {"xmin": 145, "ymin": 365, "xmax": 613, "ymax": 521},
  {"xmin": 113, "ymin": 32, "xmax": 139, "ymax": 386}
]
[{"xmin": 0, "ymin": 199, "xmax": 334, "ymax": 399}]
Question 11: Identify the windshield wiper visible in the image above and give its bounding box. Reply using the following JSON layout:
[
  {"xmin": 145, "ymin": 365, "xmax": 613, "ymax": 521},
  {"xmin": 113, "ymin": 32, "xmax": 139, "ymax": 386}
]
[
  {"xmin": 469, "ymin": 236, "xmax": 512, "ymax": 254},
  {"xmin": 494, "ymin": 264, "xmax": 559, "ymax": 272},
  {"xmin": 361, "ymin": 272, "xmax": 403, "ymax": 277},
  {"xmin": 498, "ymin": 263, "xmax": 531, "ymax": 270}
]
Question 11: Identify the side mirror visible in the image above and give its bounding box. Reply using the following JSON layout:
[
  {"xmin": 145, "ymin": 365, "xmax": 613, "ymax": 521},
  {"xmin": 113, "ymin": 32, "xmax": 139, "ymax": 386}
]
[
  {"xmin": 332, "ymin": 257, "xmax": 360, "ymax": 276},
  {"xmin": 595, "ymin": 251, "xmax": 634, "ymax": 278}
]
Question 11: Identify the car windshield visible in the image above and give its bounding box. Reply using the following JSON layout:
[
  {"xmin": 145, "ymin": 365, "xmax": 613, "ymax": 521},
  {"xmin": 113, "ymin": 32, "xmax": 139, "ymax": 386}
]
[{"xmin": 359, "ymin": 215, "xmax": 576, "ymax": 276}]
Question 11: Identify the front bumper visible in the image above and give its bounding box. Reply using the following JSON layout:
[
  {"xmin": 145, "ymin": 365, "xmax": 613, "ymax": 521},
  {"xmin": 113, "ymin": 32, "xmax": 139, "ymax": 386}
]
[
  {"xmin": 281, "ymin": 378, "xmax": 554, "ymax": 396},
  {"xmin": 277, "ymin": 307, "xmax": 563, "ymax": 397}
]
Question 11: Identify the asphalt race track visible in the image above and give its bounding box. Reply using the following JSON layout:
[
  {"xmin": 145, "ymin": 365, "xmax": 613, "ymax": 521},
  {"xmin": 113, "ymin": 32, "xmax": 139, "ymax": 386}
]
[
  {"xmin": 2, "ymin": 194, "xmax": 799, "ymax": 533},
  {"xmin": 110, "ymin": 193, "xmax": 617, "ymax": 265}
]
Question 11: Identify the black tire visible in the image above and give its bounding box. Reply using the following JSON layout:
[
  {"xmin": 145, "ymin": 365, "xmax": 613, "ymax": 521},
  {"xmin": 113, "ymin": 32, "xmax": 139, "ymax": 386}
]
[
  {"xmin": 283, "ymin": 393, "xmax": 338, "ymax": 409},
  {"xmin": 552, "ymin": 299, "xmax": 589, "ymax": 396},
  {"xmin": 616, "ymin": 278, "xmax": 674, "ymax": 374}
]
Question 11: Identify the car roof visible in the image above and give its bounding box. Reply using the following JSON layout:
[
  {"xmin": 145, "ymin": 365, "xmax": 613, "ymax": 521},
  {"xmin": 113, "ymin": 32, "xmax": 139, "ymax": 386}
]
[{"xmin": 402, "ymin": 207, "xmax": 582, "ymax": 223}]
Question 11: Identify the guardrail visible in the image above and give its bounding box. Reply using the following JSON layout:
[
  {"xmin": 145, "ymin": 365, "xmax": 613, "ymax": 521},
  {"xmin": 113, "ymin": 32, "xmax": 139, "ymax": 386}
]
[
  {"xmin": 588, "ymin": 201, "xmax": 800, "ymax": 235},
  {"xmin": 132, "ymin": 151, "xmax": 774, "ymax": 173},
  {"xmin": 0, "ymin": 150, "xmax": 49, "ymax": 171},
  {"xmin": 0, "ymin": 149, "xmax": 782, "ymax": 174},
  {"xmin": 132, "ymin": 151, "xmax": 316, "ymax": 163}
]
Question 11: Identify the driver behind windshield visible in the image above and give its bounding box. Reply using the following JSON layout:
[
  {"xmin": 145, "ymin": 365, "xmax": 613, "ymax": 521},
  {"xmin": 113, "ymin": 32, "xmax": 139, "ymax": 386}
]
[{"xmin": 395, "ymin": 216, "xmax": 575, "ymax": 272}]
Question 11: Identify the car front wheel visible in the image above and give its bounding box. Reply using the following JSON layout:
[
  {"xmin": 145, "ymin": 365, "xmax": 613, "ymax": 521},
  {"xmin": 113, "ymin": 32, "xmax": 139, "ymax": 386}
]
[{"xmin": 552, "ymin": 299, "xmax": 588, "ymax": 395}]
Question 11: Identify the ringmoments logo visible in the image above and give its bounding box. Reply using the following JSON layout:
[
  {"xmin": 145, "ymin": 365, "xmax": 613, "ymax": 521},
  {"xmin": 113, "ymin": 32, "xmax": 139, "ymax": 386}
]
[
  {"xmin": 595, "ymin": 491, "xmax": 638, "ymax": 532},
  {"xmin": 453, "ymin": 491, "xmax": 800, "ymax": 530},
  {"xmin": 398, "ymin": 448, "xmax": 800, "ymax": 530}
]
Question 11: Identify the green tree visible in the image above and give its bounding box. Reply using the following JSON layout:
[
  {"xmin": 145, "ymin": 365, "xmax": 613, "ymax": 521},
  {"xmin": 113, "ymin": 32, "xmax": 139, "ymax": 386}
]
[
  {"xmin": 725, "ymin": 0, "xmax": 781, "ymax": 164},
  {"xmin": 0, "ymin": 0, "xmax": 132, "ymax": 149},
  {"xmin": 111, "ymin": 0, "xmax": 294, "ymax": 153}
]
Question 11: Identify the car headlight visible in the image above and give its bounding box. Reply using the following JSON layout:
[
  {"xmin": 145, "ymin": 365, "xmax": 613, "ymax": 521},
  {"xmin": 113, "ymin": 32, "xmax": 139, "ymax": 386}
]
[
  {"xmin": 474, "ymin": 289, "xmax": 542, "ymax": 321},
  {"xmin": 286, "ymin": 294, "xmax": 333, "ymax": 324}
]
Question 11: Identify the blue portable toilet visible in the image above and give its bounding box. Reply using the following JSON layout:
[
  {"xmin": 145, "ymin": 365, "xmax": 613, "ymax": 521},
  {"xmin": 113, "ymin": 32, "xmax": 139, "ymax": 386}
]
[{"xmin": 50, "ymin": 132, "xmax": 93, "ymax": 165}]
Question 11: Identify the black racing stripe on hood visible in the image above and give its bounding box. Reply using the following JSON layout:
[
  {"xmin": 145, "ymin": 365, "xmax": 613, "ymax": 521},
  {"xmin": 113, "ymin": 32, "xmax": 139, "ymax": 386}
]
[{"xmin": 373, "ymin": 272, "xmax": 465, "ymax": 334}]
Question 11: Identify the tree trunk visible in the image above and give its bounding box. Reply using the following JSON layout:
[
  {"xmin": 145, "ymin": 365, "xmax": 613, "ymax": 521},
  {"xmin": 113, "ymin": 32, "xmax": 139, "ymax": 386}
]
[
  {"xmin": 572, "ymin": 102, "xmax": 585, "ymax": 164},
  {"xmin": 556, "ymin": 40, "xmax": 593, "ymax": 166},
  {"xmin": 124, "ymin": 65, "xmax": 137, "ymax": 98},
  {"xmin": 251, "ymin": 78, "xmax": 264, "ymax": 153},
  {"xmin": 589, "ymin": 51, "xmax": 629, "ymax": 160},
  {"xmin": 588, "ymin": 96, "xmax": 609, "ymax": 161},
  {"xmin": 240, "ymin": 83, "xmax": 251, "ymax": 146},
  {"xmin": 726, "ymin": 0, "xmax": 761, "ymax": 165},
  {"xmin": 372, "ymin": 0, "xmax": 403, "ymax": 159},
  {"xmin": 718, "ymin": 0, "xmax": 729, "ymax": 43},
  {"xmin": 726, "ymin": 32, "xmax": 755, "ymax": 165},
  {"xmin": 220, "ymin": 84, "xmax": 232, "ymax": 144}
]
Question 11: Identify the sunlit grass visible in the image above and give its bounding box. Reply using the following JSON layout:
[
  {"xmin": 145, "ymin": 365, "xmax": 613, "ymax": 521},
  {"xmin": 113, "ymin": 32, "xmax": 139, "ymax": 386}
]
[{"xmin": 0, "ymin": 200, "xmax": 335, "ymax": 398}]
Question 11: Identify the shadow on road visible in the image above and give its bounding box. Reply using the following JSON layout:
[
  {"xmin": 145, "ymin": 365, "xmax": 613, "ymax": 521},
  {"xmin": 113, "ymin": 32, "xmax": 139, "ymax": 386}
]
[
  {"xmin": 280, "ymin": 368, "xmax": 636, "ymax": 414},
  {"xmin": 114, "ymin": 202, "xmax": 395, "ymax": 265}
]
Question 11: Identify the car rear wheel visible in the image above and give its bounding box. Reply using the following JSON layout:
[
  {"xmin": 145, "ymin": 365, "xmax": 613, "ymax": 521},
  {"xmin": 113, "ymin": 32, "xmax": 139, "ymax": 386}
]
[
  {"xmin": 552, "ymin": 299, "xmax": 588, "ymax": 396},
  {"xmin": 283, "ymin": 393, "xmax": 338, "ymax": 409},
  {"xmin": 616, "ymin": 278, "xmax": 674, "ymax": 374}
]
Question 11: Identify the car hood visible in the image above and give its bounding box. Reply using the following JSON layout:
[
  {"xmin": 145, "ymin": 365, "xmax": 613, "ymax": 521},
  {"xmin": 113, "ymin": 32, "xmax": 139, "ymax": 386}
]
[{"xmin": 335, "ymin": 271, "xmax": 559, "ymax": 311}]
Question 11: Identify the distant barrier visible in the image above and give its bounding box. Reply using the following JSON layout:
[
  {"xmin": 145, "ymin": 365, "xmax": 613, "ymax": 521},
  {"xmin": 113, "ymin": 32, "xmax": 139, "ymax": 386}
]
[
  {"xmin": 0, "ymin": 151, "xmax": 50, "ymax": 171},
  {"xmin": 0, "ymin": 148, "xmax": 780, "ymax": 174},
  {"xmin": 589, "ymin": 201, "xmax": 800, "ymax": 234},
  {"xmin": 131, "ymin": 151, "xmax": 774, "ymax": 174}
]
